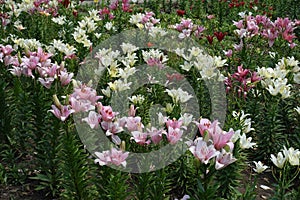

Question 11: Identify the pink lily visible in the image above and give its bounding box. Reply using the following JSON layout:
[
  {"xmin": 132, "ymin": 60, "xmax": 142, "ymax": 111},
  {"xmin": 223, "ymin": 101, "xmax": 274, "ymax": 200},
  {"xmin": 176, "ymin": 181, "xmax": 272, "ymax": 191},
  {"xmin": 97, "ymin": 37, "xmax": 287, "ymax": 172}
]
[
  {"xmin": 8, "ymin": 66, "xmax": 22, "ymax": 77},
  {"xmin": 166, "ymin": 127, "xmax": 183, "ymax": 145},
  {"xmin": 69, "ymin": 96, "xmax": 94, "ymax": 113},
  {"xmin": 131, "ymin": 131, "xmax": 151, "ymax": 145},
  {"xmin": 73, "ymin": 85, "xmax": 102, "ymax": 104},
  {"xmin": 128, "ymin": 105, "xmax": 137, "ymax": 117},
  {"xmin": 189, "ymin": 138, "xmax": 219, "ymax": 165},
  {"xmin": 101, "ymin": 121, "xmax": 123, "ymax": 145},
  {"xmin": 195, "ymin": 118, "xmax": 211, "ymax": 137},
  {"xmin": 147, "ymin": 127, "xmax": 163, "ymax": 144},
  {"xmin": 4, "ymin": 56, "xmax": 20, "ymax": 67},
  {"xmin": 166, "ymin": 118, "xmax": 183, "ymax": 129},
  {"xmin": 21, "ymin": 56, "xmax": 40, "ymax": 70},
  {"xmin": 82, "ymin": 111, "xmax": 100, "ymax": 129},
  {"xmin": 35, "ymin": 47, "xmax": 53, "ymax": 62},
  {"xmin": 215, "ymin": 149, "xmax": 237, "ymax": 170},
  {"xmin": 49, "ymin": 105, "xmax": 74, "ymax": 121},
  {"xmin": 59, "ymin": 70, "xmax": 73, "ymax": 86},
  {"xmin": 95, "ymin": 148, "xmax": 129, "ymax": 167},
  {"xmin": 1, "ymin": 45, "xmax": 14, "ymax": 55},
  {"xmin": 38, "ymin": 77, "xmax": 54, "ymax": 89},
  {"xmin": 125, "ymin": 116, "xmax": 144, "ymax": 132},
  {"xmin": 211, "ymin": 129, "xmax": 234, "ymax": 150}
]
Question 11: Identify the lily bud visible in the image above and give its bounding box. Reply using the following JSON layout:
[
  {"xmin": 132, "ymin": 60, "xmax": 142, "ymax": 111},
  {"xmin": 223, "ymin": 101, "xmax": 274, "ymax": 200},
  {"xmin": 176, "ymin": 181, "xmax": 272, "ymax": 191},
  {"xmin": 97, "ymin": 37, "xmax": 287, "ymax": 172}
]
[
  {"xmin": 24, "ymin": 48, "xmax": 30, "ymax": 57},
  {"xmin": 53, "ymin": 94, "xmax": 62, "ymax": 109},
  {"xmin": 17, "ymin": 51, "xmax": 22, "ymax": 64},
  {"xmin": 120, "ymin": 141, "xmax": 126, "ymax": 151},
  {"xmin": 72, "ymin": 79, "xmax": 79, "ymax": 88}
]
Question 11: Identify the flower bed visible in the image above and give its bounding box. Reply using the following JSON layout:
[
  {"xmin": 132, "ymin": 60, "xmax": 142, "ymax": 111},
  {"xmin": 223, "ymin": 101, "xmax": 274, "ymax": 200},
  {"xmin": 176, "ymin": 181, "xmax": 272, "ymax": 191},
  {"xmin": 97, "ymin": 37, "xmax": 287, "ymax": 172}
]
[{"xmin": 0, "ymin": 0, "xmax": 299, "ymax": 199}]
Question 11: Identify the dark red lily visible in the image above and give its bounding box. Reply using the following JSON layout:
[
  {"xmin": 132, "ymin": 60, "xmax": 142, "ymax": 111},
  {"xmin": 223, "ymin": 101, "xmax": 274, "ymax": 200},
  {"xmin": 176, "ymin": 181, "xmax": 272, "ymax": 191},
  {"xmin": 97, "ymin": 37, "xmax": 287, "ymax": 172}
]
[
  {"xmin": 61, "ymin": 0, "xmax": 70, "ymax": 8},
  {"xmin": 72, "ymin": 10, "xmax": 78, "ymax": 17},
  {"xmin": 177, "ymin": 10, "xmax": 185, "ymax": 16},
  {"xmin": 206, "ymin": 35, "xmax": 214, "ymax": 44},
  {"xmin": 229, "ymin": 3, "xmax": 234, "ymax": 8},
  {"xmin": 214, "ymin": 32, "xmax": 226, "ymax": 42}
]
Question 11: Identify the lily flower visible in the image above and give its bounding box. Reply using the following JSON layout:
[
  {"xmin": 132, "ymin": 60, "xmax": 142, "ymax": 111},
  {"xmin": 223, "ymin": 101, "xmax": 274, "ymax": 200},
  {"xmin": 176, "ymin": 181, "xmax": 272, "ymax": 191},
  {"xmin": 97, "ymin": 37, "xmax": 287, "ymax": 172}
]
[
  {"xmin": 189, "ymin": 138, "xmax": 219, "ymax": 165},
  {"xmin": 253, "ymin": 161, "xmax": 268, "ymax": 173},
  {"xmin": 95, "ymin": 148, "xmax": 129, "ymax": 167},
  {"xmin": 49, "ymin": 105, "xmax": 74, "ymax": 122}
]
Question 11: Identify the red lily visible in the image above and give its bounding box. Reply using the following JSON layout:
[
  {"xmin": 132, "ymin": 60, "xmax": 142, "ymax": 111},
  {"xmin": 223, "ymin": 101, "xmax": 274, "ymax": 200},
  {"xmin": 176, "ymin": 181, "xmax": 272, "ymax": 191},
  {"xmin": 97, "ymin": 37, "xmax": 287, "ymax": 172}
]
[
  {"xmin": 206, "ymin": 35, "xmax": 214, "ymax": 44},
  {"xmin": 61, "ymin": 0, "xmax": 70, "ymax": 8},
  {"xmin": 214, "ymin": 32, "xmax": 226, "ymax": 42},
  {"xmin": 177, "ymin": 10, "xmax": 185, "ymax": 16}
]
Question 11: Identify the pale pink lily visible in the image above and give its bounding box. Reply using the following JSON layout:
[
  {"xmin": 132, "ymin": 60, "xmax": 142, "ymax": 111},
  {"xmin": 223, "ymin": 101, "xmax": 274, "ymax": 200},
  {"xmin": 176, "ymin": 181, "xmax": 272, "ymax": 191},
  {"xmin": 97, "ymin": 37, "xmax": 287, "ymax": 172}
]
[
  {"xmin": 166, "ymin": 118, "xmax": 183, "ymax": 129},
  {"xmin": 59, "ymin": 70, "xmax": 73, "ymax": 86},
  {"xmin": 21, "ymin": 56, "xmax": 40, "ymax": 70},
  {"xmin": 233, "ymin": 40, "xmax": 243, "ymax": 51},
  {"xmin": 95, "ymin": 148, "xmax": 129, "ymax": 167},
  {"xmin": 9, "ymin": 66, "xmax": 22, "ymax": 77},
  {"xmin": 35, "ymin": 47, "xmax": 53, "ymax": 62},
  {"xmin": 189, "ymin": 138, "xmax": 219, "ymax": 165},
  {"xmin": 223, "ymin": 49, "xmax": 233, "ymax": 57},
  {"xmin": 125, "ymin": 116, "xmax": 144, "ymax": 132},
  {"xmin": 205, "ymin": 120, "xmax": 223, "ymax": 142},
  {"xmin": 147, "ymin": 127, "xmax": 163, "ymax": 144},
  {"xmin": 109, "ymin": 148, "xmax": 129, "ymax": 167},
  {"xmin": 131, "ymin": 131, "xmax": 151, "ymax": 145},
  {"xmin": 69, "ymin": 96, "xmax": 94, "ymax": 113},
  {"xmin": 38, "ymin": 77, "xmax": 55, "ymax": 89},
  {"xmin": 109, "ymin": 0, "xmax": 118, "ymax": 10},
  {"xmin": 49, "ymin": 105, "xmax": 75, "ymax": 121},
  {"xmin": 128, "ymin": 105, "xmax": 136, "ymax": 117},
  {"xmin": 37, "ymin": 64, "xmax": 58, "ymax": 77},
  {"xmin": 101, "ymin": 121, "xmax": 123, "ymax": 144},
  {"xmin": 101, "ymin": 120, "xmax": 124, "ymax": 134},
  {"xmin": 1, "ymin": 45, "xmax": 14, "ymax": 55},
  {"xmin": 73, "ymin": 85, "xmax": 102, "ymax": 104},
  {"xmin": 289, "ymin": 43, "xmax": 297, "ymax": 48},
  {"xmin": 82, "ymin": 111, "xmax": 100, "ymax": 129},
  {"xmin": 166, "ymin": 127, "xmax": 183, "ymax": 145},
  {"xmin": 233, "ymin": 20, "xmax": 244, "ymax": 29},
  {"xmin": 215, "ymin": 149, "xmax": 237, "ymax": 170},
  {"xmin": 4, "ymin": 56, "xmax": 20, "ymax": 67}
]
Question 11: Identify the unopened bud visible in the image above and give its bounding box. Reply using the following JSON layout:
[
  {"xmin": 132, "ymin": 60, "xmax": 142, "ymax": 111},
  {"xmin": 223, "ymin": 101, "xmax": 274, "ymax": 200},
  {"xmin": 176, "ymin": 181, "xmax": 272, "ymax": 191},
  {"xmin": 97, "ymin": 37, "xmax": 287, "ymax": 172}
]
[
  {"xmin": 53, "ymin": 94, "xmax": 62, "ymax": 109},
  {"xmin": 72, "ymin": 79, "xmax": 78, "ymax": 88},
  {"xmin": 24, "ymin": 48, "xmax": 30, "ymax": 57},
  {"xmin": 60, "ymin": 61, "xmax": 65, "ymax": 71},
  {"xmin": 120, "ymin": 141, "xmax": 126, "ymax": 151},
  {"xmin": 17, "ymin": 51, "xmax": 22, "ymax": 64},
  {"xmin": 128, "ymin": 104, "xmax": 136, "ymax": 117}
]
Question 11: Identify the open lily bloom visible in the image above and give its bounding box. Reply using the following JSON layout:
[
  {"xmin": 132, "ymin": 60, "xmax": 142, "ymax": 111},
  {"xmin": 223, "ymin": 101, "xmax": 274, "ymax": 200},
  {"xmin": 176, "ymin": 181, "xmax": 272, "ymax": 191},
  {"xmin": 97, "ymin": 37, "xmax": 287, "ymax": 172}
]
[{"xmin": 95, "ymin": 148, "xmax": 129, "ymax": 167}]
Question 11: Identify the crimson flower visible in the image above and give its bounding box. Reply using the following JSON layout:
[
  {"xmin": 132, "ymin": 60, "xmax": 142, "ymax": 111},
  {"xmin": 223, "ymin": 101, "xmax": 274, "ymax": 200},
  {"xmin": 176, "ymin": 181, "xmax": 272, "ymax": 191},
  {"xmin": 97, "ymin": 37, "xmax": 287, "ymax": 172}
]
[
  {"xmin": 61, "ymin": 0, "xmax": 70, "ymax": 8},
  {"xmin": 206, "ymin": 35, "xmax": 214, "ymax": 44},
  {"xmin": 214, "ymin": 31, "xmax": 226, "ymax": 42},
  {"xmin": 72, "ymin": 10, "xmax": 78, "ymax": 17},
  {"xmin": 177, "ymin": 9, "xmax": 185, "ymax": 16}
]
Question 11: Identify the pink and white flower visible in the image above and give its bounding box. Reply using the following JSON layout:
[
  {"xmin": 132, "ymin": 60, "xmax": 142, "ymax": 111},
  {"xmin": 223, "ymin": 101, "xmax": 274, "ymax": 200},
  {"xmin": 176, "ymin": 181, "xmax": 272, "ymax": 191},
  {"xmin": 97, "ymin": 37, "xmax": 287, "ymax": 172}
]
[
  {"xmin": 49, "ymin": 105, "xmax": 75, "ymax": 122},
  {"xmin": 95, "ymin": 148, "xmax": 129, "ymax": 167},
  {"xmin": 166, "ymin": 127, "xmax": 183, "ymax": 145},
  {"xmin": 215, "ymin": 149, "xmax": 237, "ymax": 170},
  {"xmin": 189, "ymin": 138, "xmax": 219, "ymax": 165}
]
